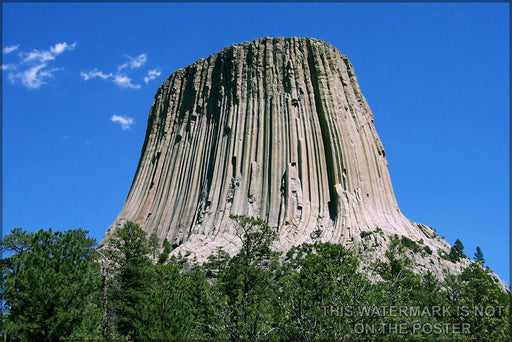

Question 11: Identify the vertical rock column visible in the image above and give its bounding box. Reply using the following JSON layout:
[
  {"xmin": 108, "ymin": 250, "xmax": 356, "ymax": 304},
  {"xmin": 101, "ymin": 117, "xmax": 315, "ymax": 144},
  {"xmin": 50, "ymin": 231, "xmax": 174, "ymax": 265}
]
[{"xmin": 102, "ymin": 37, "xmax": 425, "ymax": 257}]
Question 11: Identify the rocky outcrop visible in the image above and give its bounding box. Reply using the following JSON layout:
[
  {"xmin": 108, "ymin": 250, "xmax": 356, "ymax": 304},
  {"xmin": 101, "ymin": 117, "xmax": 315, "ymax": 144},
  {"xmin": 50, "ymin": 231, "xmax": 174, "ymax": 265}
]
[{"xmin": 103, "ymin": 37, "xmax": 473, "ymax": 279}]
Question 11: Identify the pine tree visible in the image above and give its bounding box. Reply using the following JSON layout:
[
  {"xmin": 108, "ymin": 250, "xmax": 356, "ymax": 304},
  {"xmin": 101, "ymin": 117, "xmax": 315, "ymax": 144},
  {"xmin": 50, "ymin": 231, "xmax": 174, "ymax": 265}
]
[
  {"xmin": 452, "ymin": 263, "xmax": 510, "ymax": 342},
  {"xmin": 105, "ymin": 221, "xmax": 152, "ymax": 339},
  {"xmin": 137, "ymin": 262, "xmax": 201, "ymax": 340},
  {"xmin": 473, "ymin": 246, "xmax": 485, "ymax": 265},
  {"xmin": 278, "ymin": 242, "xmax": 375, "ymax": 341},
  {"xmin": 204, "ymin": 246, "xmax": 231, "ymax": 277},
  {"xmin": 157, "ymin": 238, "xmax": 172, "ymax": 264},
  {"xmin": 0, "ymin": 228, "xmax": 99, "ymax": 341},
  {"xmin": 208, "ymin": 215, "xmax": 280, "ymax": 341},
  {"xmin": 453, "ymin": 238, "xmax": 466, "ymax": 258},
  {"xmin": 148, "ymin": 233, "xmax": 160, "ymax": 261}
]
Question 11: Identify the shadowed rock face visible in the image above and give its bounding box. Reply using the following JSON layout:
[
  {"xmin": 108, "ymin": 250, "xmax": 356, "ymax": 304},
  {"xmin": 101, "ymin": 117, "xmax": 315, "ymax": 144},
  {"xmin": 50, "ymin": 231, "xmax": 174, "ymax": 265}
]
[{"xmin": 102, "ymin": 37, "xmax": 470, "ymax": 277}]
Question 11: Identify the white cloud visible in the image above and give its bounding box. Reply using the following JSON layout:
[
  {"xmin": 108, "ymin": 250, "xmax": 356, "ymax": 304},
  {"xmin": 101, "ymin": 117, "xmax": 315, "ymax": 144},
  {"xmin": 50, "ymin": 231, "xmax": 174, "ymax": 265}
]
[
  {"xmin": 80, "ymin": 69, "xmax": 113, "ymax": 80},
  {"xmin": 119, "ymin": 54, "xmax": 147, "ymax": 71},
  {"xmin": 3, "ymin": 41, "xmax": 76, "ymax": 89},
  {"xmin": 111, "ymin": 115, "xmax": 134, "ymax": 130},
  {"xmin": 80, "ymin": 68, "xmax": 140, "ymax": 89},
  {"xmin": 113, "ymin": 74, "xmax": 140, "ymax": 89},
  {"xmin": 81, "ymin": 66, "xmax": 141, "ymax": 89},
  {"xmin": 23, "ymin": 42, "xmax": 76, "ymax": 63},
  {"xmin": 144, "ymin": 69, "xmax": 161, "ymax": 83},
  {"xmin": 1, "ymin": 64, "xmax": 16, "ymax": 71},
  {"xmin": 24, "ymin": 50, "xmax": 55, "ymax": 63},
  {"xmin": 50, "ymin": 42, "xmax": 76, "ymax": 55},
  {"xmin": 131, "ymin": 54, "xmax": 146, "ymax": 68},
  {"xmin": 20, "ymin": 64, "xmax": 51, "ymax": 88},
  {"xmin": 9, "ymin": 63, "xmax": 60, "ymax": 89},
  {"xmin": 3, "ymin": 45, "xmax": 19, "ymax": 54},
  {"xmin": 82, "ymin": 53, "xmax": 155, "ymax": 89}
]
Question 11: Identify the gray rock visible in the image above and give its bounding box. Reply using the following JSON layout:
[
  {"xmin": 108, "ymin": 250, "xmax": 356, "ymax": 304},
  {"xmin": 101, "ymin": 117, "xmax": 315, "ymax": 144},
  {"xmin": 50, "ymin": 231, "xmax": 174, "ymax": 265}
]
[{"xmin": 101, "ymin": 37, "xmax": 503, "ymax": 285}]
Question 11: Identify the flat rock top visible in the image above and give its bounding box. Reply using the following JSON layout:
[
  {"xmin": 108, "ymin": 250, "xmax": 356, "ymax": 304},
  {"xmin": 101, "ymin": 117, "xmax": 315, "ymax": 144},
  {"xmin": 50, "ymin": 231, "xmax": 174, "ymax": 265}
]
[{"xmin": 197, "ymin": 37, "xmax": 343, "ymax": 60}]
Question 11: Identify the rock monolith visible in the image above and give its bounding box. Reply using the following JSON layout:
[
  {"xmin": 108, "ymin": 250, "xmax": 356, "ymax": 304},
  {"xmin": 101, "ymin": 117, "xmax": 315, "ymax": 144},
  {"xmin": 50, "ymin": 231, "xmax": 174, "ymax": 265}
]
[{"xmin": 103, "ymin": 37, "xmax": 476, "ymax": 279}]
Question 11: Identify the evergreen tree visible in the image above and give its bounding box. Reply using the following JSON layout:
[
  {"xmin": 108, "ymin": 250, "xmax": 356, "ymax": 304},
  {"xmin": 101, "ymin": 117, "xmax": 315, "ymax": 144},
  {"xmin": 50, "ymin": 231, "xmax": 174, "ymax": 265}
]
[
  {"xmin": 105, "ymin": 221, "xmax": 152, "ymax": 340},
  {"xmin": 448, "ymin": 246, "xmax": 461, "ymax": 262},
  {"xmin": 137, "ymin": 262, "xmax": 207, "ymax": 340},
  {"xmin": 157, "ymin": 238, "xmax": 172, "ymax": 264},
  {"xmin": 2, "ymin": 222, "xmax": 510, "ymax": 341},
  {"xmin": 454, "ymin": 238, "xmax": 466, "ymax": 258},
  {"xmin": 445, "ymin": 263, "xmax": 510, "ymax": 342},
  {"xmin": 0, "ymin": 228, "xmax": 99, "ymax": 341},
  {"xmin": 474, "ymin": 246, "xmax": 485, "ymax": 265},
  {"xmin": 446, "ymin": 238, "xmax": 467, "ymax": 262},
  {"xmin": 208, "ymin": 215, "xmax": 280, "ymax": 341},
  {"xmin": 204, "ymin": 246, "xmax": 231, "ymax": 277},
  {"xmin": 278, "ymin": 242, "xmax": 378, "ymax": 341},
  {"xmin": 148, "ymin": 233, "xmax": 160, "ymax": 261}
]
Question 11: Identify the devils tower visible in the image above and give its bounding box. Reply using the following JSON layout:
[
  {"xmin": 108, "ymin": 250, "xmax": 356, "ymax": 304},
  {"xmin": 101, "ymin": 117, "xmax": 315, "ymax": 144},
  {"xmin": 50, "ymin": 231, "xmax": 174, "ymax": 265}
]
[{"xmin": 103, "ymin": 37, "xmax": 471, "ymax": 277}]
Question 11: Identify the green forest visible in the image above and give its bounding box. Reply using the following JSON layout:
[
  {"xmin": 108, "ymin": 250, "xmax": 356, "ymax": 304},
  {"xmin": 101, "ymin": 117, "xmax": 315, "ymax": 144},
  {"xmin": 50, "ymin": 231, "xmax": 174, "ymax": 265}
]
[{"xmin": 1, "ymin": 216, "xmax": 510, "ymax": 341}]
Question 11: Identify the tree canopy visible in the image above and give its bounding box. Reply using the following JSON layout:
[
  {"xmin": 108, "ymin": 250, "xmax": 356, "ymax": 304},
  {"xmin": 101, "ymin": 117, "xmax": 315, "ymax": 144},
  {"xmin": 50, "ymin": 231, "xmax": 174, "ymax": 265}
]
[{"xmin": 1, "ymin": 220, "xmax": 510, "ymax": 341}]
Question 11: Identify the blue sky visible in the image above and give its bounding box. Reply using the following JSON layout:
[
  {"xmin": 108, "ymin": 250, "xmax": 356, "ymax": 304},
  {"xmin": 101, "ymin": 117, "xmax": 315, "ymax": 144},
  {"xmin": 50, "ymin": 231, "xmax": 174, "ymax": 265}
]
[{"xmin": 2, "ymin": 3, "xmax": 509, "ymax": 284}]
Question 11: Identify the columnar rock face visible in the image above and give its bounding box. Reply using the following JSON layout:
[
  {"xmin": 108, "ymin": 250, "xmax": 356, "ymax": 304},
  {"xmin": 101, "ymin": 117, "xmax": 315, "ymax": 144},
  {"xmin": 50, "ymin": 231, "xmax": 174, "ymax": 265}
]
[{"xmin": 103, "ymin": 37, "xmax": 466, "ymax": 276}]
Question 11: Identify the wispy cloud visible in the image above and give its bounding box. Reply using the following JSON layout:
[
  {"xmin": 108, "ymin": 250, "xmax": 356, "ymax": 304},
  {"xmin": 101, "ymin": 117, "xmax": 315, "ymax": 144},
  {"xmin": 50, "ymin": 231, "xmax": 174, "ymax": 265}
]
[
  {"xmin": 3, "ymin": 42, "xmax": 76, "ymax": 89},
  {"xmin": 113, "ymin": 75, "xmax": 140, "ymax": 89},
  {"xmin": 80, "ymin": 69, "xmax": 113, "ymax": 80},
  {"xmin": 21, "ymin": 64, "xmax": 61, "ymax": 89},
  {"xmin": 144, "ymin": 69, "xmax": 161, "ymax": 84},
  {"xmin": 111, "ymin": 115, "xmax": 134, "ymax": 130},
  {"xmin": 51, "ymin": 42, "xmax": 76, "ymax": 55},
  {"xmin": 3, "ymin": 44, "xmax": 19, "ymax": 54},
  {"xmin": 118, "ymin": 54, "xmax": 146, "ymax": 71},
  {"xmin": 80, "ymin": 67, "xmax": 139, "ymax": 89},
  {"xmin": 1, "ymin": 64, "xmax": 16, "ymax": 71},
  {"xmin": 82, "ymin": 53, "xmax": 159, "ymax": 89},
  {"xmin": 23, "ymin": 42, "xmax": 76, "ymax": 63}
]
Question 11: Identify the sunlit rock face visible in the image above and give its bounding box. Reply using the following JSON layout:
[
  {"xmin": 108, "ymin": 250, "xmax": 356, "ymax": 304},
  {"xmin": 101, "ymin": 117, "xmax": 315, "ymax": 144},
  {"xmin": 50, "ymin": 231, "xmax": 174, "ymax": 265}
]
[{"xmin": 103, "ymin": 37, "xmax": 471, "ymax": 279}]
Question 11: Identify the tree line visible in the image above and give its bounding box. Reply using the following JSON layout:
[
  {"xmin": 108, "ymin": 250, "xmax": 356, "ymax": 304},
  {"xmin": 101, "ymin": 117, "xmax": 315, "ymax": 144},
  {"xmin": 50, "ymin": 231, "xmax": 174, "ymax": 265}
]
[{"xmin": 1, "ymin": 216, "xmax": 510, "ymax": 341}]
